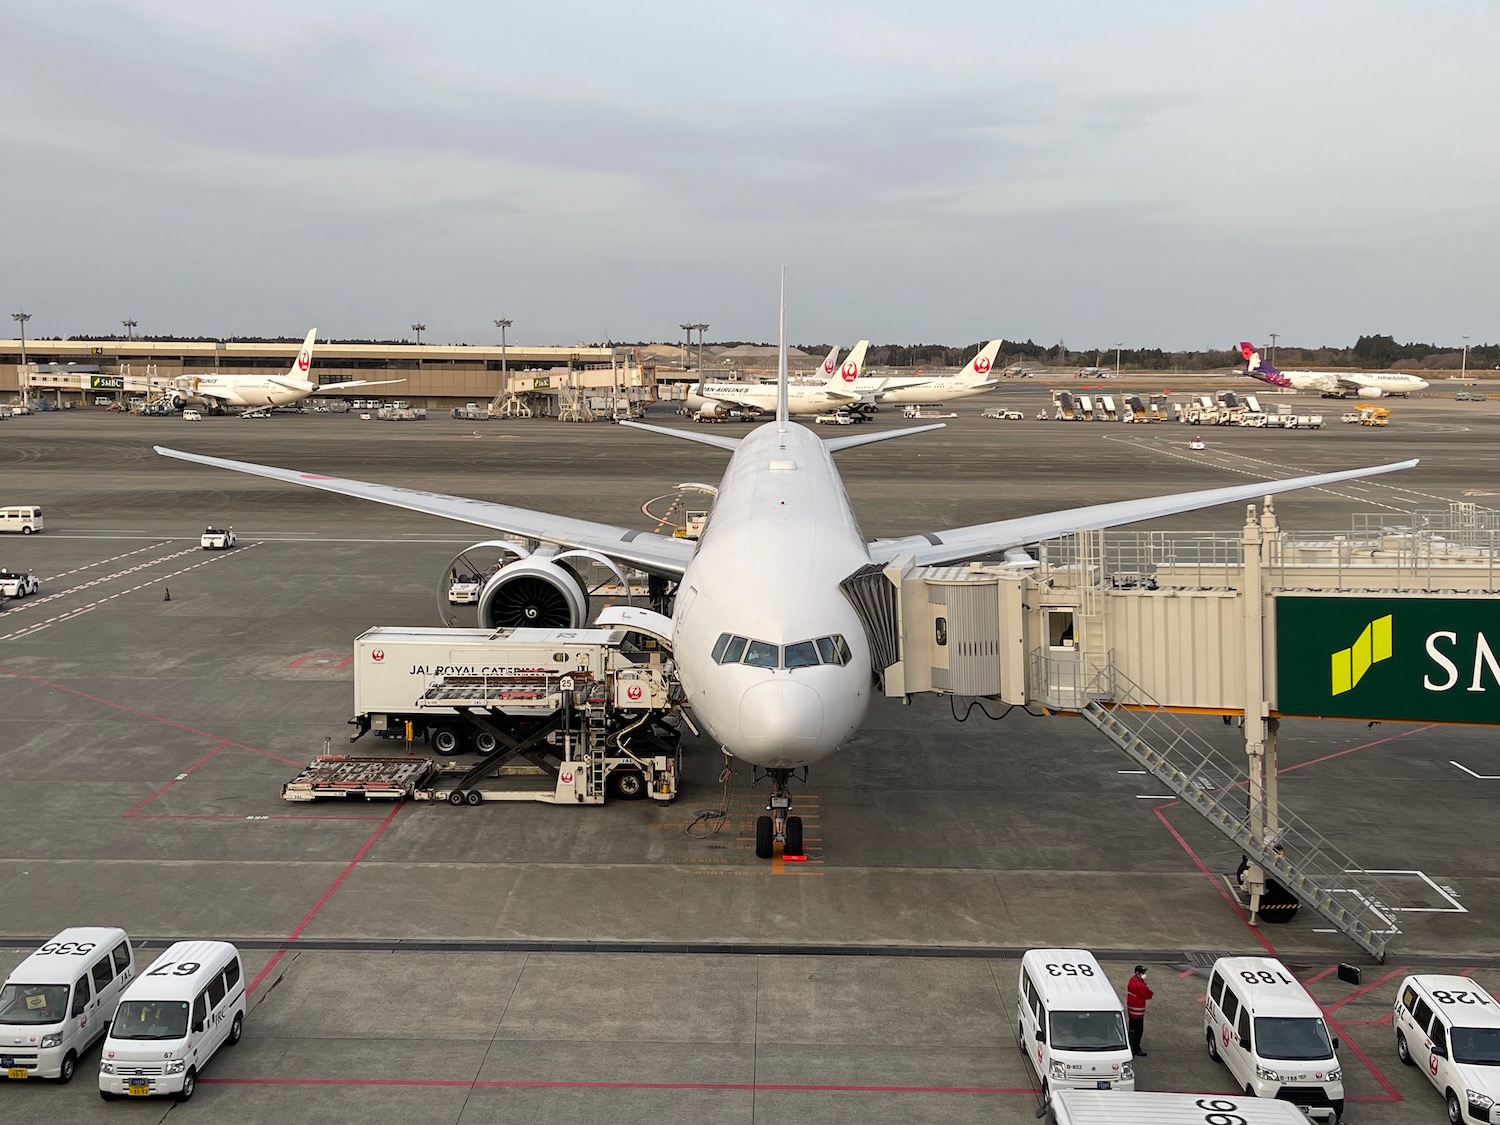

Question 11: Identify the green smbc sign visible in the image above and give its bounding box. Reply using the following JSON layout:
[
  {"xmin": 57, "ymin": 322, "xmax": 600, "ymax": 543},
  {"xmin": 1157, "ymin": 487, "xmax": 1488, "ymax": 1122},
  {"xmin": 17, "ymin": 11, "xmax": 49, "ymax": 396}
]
[
  {"xmin": 1275, "ymin": 595, "xmax": 1500, "ymax": 723},
  {"xmin": 89, "ymin": 375, "xmax": 124, "ymax": 389}
]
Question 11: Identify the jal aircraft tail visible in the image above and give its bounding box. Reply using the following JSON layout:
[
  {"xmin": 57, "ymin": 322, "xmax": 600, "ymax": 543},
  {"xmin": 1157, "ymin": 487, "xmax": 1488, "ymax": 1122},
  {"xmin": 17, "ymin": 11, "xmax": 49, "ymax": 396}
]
[
  {"xmin": 267, "ymin": 329, "xmax": 319, "ymax": 391},
  {"xmin": 826, "ymin": 340, "xmax": 869, "ymax": 390},
  {"xmin": 815, "ymin": 344, "xmax": 840, "ymax": 381},
  {"xmin": 961, "ymin": 339, "xmax": 1003, "ymax": 382},
  {"xmin": 1239, "ymin": 341, "xmax": 1292, "ymax": 388}
]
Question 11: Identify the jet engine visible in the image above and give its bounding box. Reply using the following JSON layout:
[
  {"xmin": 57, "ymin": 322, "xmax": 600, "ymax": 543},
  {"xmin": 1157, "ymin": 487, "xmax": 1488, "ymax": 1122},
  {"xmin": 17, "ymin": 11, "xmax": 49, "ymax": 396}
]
[
  {"xmin": 1357, "ymin": 386, "xmax": 1384, "ymax": 399},
  {"xmin": 477, "ymin": 556, "xmax": 591, "ymax": 629},
  {"xmin": 696, "ymin": 400, "xmax": 730, "ymax": 418}
]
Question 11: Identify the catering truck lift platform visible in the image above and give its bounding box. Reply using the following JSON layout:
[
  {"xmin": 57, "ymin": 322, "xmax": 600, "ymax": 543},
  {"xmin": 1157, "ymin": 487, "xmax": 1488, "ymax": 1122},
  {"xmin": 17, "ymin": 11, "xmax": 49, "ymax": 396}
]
[{"xmin": 285, "ymin": 625, "xmax": 683, "ymax": 806}]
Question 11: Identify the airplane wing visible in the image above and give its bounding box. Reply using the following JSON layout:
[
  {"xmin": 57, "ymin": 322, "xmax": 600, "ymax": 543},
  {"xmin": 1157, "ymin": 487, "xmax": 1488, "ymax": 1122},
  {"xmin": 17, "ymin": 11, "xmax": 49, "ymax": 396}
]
[
  {"xmin": 867, "ymin": 459, "xmax": 1419, "ymax": 567},
  {"xmin": 153, "ymin": 446, "xmax": 696, "ymax": 577},
  {"xmin": 298, "ymin": 378, "xmax": 408, "ymax": 393}
]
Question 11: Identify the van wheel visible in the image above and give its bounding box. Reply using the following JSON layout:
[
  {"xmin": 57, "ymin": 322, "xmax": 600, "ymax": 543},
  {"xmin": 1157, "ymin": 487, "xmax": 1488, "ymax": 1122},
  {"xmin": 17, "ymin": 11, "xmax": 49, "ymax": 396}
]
[
  {"xmin": 1206, "ymin": 1029, "xmax": 1221, "ymax": 1061},
  {"xmin": 1396, "ymin": 1031, "xmax": 1413, "ymax": 1065},
  {"xmin": 1244, "ymin": 1084, "xmax": 1255, "ymax": 1097},
  {"xmin": 1018, "ymin": 1023, "xmax": 1027, "ymax": 1054},
  {"xmin": 1448, "ymin": 1090, "xmax": 1463, "ymax": 1125},
  {"xmin": 228, "ymin": 1011, "xmax": 243, "ymax": 1045},
  {"xmin": 177, "ymin": 1067, "xmax": 196, "ymax": 1102},
  {"xmin": 57, "ymin": 1051, "xmax": 76, "ymax": 1084},
  {"xmin": 22, "ymin": 526, "xmax": 33, "ymax": 535}
]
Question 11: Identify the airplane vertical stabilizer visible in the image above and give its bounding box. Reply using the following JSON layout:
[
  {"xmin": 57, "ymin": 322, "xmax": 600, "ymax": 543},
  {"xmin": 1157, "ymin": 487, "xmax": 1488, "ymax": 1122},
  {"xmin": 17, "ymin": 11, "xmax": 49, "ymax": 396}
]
[
  {"xmin": 776, "ymin": 268, "xmax": 788, "ymax": 434},
  {"xmin": 287, "ymin": 329, "xmax": 317, "ymax": 387}
]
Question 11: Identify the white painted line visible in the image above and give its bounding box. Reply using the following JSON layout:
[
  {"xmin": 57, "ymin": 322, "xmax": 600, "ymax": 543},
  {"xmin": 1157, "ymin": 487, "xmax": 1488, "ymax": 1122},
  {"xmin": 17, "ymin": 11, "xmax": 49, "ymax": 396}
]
[
  {"xmin": 1135, "ymin": 794, "xmax": 1175, "ymax": 799},
  {"xmin": 1341, "ymin": 869, "xmax": 1468, "ymax": 913},
  {"xmin": 1451, "ymin": 760, "xmax": 1500, "ymax": 780},
  {"xmin": 1312, "ymin": 929, "xmax": 1337, "ymax": 933},
  {"xmin": 1118, "ymin": 769, "xmax": 1147, "ymax": 774},
  {"xmin": 44, "ymin": 542, "xmax": 170, "ymax": 582}
]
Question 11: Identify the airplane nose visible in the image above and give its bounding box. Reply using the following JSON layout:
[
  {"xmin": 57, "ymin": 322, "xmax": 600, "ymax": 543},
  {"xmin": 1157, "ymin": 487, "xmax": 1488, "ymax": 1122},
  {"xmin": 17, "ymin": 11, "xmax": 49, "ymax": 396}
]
[{"xmin": 738, "ymin": 679, "xmax": 824, "ymax": 751}]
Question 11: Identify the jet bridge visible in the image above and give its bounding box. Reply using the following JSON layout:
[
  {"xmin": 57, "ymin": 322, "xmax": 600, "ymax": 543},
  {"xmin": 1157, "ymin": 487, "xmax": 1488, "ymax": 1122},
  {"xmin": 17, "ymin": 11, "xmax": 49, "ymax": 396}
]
[{"xmin": 848, "ymin": 499, "xmax": 1500, "ymax": 959}]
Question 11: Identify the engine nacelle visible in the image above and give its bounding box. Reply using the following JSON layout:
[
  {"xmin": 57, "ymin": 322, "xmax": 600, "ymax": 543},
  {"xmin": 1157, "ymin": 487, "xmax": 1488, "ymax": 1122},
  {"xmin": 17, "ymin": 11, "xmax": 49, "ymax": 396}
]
[
  {"xmin": 696, "ymin": 400, "xmax": 729, "ymax": 418},
  {"xmin": 1357, "ymin": 386, "xmax": 1383, "ymax": 399},
  {"xmin": 477, "ymin": 556, "xmax": 589, "ymax": 629}
]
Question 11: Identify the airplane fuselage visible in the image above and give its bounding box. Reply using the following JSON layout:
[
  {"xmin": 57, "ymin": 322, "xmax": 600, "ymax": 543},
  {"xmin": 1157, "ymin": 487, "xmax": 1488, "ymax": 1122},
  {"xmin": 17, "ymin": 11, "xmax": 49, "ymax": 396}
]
[
  {"xmin": 671, "ymin": 422, "xmax": 873, "ymax": 768},
  {"xmin": 878, "ymin": 377, "xmax": 999, "ymax": 405},
  {"xmin": 179, "ymin": 376, "xmax": 317, "ymax": 409},
  {"xmin": 691, "ymin": 381, "xmax": 856, "ymax": 416}
]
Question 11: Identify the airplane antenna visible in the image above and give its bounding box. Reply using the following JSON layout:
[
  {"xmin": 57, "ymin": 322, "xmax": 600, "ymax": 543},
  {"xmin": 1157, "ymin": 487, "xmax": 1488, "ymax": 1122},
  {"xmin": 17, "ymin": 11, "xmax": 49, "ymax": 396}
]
[{"xmin": 776, "ymin": 266, "xmax": 788, "ymax": 434}]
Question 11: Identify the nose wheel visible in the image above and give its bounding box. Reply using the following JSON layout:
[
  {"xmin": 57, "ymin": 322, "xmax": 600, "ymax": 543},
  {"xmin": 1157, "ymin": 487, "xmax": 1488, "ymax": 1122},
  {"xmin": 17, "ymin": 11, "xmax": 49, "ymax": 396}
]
[{"xmin": 754, "ymin": 769, "xmax": 804, "ymax": 859}]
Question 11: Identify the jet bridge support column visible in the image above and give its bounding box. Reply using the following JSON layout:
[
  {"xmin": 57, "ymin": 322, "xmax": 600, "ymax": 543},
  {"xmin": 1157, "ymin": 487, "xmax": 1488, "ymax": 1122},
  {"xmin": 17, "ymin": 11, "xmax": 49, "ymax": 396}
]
[{"xmin": 1242, "ymin": 502, "xmax": 1269, "ymax": 920}]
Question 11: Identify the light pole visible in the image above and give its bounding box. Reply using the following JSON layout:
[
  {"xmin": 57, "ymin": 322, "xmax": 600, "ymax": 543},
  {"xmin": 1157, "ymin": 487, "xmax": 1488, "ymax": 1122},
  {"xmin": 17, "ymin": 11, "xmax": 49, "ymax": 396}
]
[
  {"xmin": 493, "ymin": 318, "xmax": 512, "ymax": 394},
  {"xmin": 694, "ymin": 322, "xmax": 709, "ymax": 374},
  {"xmin": 1462, "ymin": 335, "xmax": 1469, "ymax": 380},
  {"xmin": 679, "ymin": 322, "xmax": 694, "ymax": 369},
  {"xmin": 1269, "ymin": 332, "xmax": 1278, "ymax": 366},
  {"xmin": 1115, "ymin": 341, "xmax": 1122, "ymax": 376},
  {"xmin": 122, "ymin": 318, "xmax": 137, "ymax": 340},
  {"xmin": 12, "ymin": 311, "xmax": 31, "ymax": 406},
  {"xmin": 410, "ymin": 322, "xmax": 426, "ymax": 346}
]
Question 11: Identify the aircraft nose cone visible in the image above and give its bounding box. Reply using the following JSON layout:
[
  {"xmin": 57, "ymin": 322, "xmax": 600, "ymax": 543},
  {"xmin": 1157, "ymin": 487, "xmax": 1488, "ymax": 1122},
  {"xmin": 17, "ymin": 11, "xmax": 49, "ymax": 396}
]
[{"xmin": 738, "ymin": 679, "xmax": 824, "ymax": 753}]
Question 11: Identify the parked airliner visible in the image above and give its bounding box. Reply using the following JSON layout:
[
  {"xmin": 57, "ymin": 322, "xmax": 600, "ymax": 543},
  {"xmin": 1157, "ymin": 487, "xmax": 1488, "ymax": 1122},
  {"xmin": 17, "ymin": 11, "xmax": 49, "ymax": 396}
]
[
  {"xmin": 875, "ymin": 340, "xmax": 1003, "ymax": 405},
  {"xmin": 166, "ymin": 330, "xmax": 405, "ymax": 413},
  {"xmin": 1240, "ymin": 342, "xmax": 1429, "ymax": 398},
  {"xmin": 156, "ymin": 282, "xmax": 1417, "ymax": 859}
]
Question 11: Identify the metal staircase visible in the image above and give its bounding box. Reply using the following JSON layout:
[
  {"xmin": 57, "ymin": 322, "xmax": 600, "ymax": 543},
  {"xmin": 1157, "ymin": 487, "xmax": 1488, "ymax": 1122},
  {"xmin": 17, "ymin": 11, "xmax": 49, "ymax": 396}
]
[{"xmin": 1074, "ymin": 662, "xmax": 1402, "ymax": 959}]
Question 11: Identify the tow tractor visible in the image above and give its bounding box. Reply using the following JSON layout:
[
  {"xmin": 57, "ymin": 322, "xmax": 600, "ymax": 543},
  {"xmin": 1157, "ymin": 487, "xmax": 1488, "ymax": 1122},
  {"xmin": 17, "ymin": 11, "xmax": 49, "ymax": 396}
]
[{"xmin": 284, "ymin": 620, "xmax": 685, "ymax": 807}]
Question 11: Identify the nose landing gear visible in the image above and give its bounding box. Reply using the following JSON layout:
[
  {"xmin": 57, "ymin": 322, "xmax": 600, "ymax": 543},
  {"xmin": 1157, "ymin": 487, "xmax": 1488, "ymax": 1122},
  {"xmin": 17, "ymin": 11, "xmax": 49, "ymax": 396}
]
[{"xmin": 754, "ymin": 767, "xmax": 805, "ymax": 860}]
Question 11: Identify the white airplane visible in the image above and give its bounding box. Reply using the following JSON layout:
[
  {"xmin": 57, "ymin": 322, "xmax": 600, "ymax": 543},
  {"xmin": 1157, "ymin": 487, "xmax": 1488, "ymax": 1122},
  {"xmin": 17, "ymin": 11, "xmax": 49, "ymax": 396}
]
[
  {"xmin": 164, "ymin": 330, "xmax": 405, "ymax": 413},
  {"xmin": 1240, "ymin": 342, "xmax": 1429, "ymax": 398},
  {"xmin": 155, "ymin": 278, "xmax": 1418, "ymax": 860},
  {"xmin": 688, "ymin": 361, "xmax": 862, "ymax": 417},
  {"xmin": 875, "ymin": 340, "xmax": 1004, "ymax": 405}
]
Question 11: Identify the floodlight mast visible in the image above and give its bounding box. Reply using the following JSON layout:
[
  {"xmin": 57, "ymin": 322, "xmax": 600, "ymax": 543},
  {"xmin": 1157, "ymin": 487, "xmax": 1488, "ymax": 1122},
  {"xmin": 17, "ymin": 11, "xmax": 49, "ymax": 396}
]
[
  {"xmin": 493, "ymin": 318, "xmax": 512, "ymax": 394},
  {"xmin": 12, "ymin": 311, "xmax": 31, "ymax": 407}
]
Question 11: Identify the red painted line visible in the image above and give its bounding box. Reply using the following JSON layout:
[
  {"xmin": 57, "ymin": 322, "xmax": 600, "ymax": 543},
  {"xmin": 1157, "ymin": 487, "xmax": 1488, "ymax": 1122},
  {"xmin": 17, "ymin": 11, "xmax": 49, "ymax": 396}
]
[
  {"xmin": 0, "ymin": 666, "xmax": 228, "ymax": 742},
  {"xmin": 201, "ymin": 1076, "xmax": 1039, "ymax": 1094},
  {"xmin": 248, "ymin": 802, "xmax": 403, "ymax": 995},
  {"xmin": 1280, "ymin": 724, "xmax": 1436, "ymax": 774},
  {"xmin": 124, "ymin": 741, "xmax": 228, "ymax": 817},
  {"xmin": 1325, "ymin": 965, "xmax": 1407, "ymax": 1014},
  {"xmin": 1301, "ymin": 965, "xmax": 1337, "ymax": 987},
  {"xmin": 1323, "ymin": 1010, "xmax": 1402, "ymax": 1102},
  {"xmin": 128, "ymin": 814, "xmax": 385, "ymax": 822},
  {"xmin": 1153, "ymin": 805, "xmax": 1278, "ymax": 956},
  {"xmin": 230, "ymin": 743, "xmax": 308, "ymax": 768}
]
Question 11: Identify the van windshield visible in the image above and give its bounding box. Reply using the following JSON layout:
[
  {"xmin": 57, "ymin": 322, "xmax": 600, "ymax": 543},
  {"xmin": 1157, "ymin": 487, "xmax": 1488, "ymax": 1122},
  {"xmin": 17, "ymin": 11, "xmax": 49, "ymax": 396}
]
[
  {"xmin": 1050, "ymin": 1010, "xmax": 1128, "ymax": 1051},
  {"xmin": 1453, "ymin": 1027, "xmax": 1500, "ymax": 1065},
  {"xmin": 111, "ymin": 1000, "xmax": 190, "ymax": 1040},
  {"xmin": 1254, "ymin": 1016, "xmax": 1334, "ymax": 1060},
  {"xmin": 0, "ymin": 984, "xmax": 68, "ymax": 1025}
]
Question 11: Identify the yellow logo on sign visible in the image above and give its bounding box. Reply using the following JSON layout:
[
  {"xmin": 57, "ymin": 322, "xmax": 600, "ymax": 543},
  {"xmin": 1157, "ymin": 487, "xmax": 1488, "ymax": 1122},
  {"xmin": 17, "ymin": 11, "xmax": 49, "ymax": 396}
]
[{"xmin": 1330, "ymin": 614, "xmax": 1392, "ymax": 695}]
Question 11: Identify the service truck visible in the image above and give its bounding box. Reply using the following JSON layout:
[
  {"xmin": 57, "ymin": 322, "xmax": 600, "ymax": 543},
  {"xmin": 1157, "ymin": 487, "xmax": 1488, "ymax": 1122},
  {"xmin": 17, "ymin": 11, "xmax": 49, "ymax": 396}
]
[
  {"xmin": 333, "ymin": 625, "xmax": 682, "ymax": 805},
  {"xmin": 1047, "ymin": 1090, "xmax": 1316, "ymax": 1124}
]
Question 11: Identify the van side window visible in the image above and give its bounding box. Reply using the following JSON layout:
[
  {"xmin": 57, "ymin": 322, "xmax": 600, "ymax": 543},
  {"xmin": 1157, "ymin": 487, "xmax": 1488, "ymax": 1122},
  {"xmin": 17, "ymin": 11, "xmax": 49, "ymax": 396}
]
[
  {"xmin": 1237, "ymin": 1006, "xmax": 1251, "ymax": 1047},
  {"xmin": 1431, "ymin": 1021, "xmax": 1448, "ymax": 1057},
  {"xmin": 1209, "ymin": 973, "xmax": 1224, "ymax": 1006},
  {"xmin": 224, "ymin": 959, "xmax": 241, "ymax": 991},
  {"xmin": 1400, "ymin": 985, "xmax": 1417, "ymax": 1014},
  {"xmin": 111, "ymin": 942, "xmax": 131, "ymax": 974},
  {"xmin": 1222, "ymin": 990, "xmax": 1239, "ymax": 1024},
  {"xmin": 193, "ymin": 993, "xmax": 208, "ymax": 1027},
  {"xmin": 91, "ymin": 957, "xmax": 114, "ymax": 992},
  {"xmin": 206, "ymin": 972, "xmax": 226, "ymax": 1008},
  {"xmin": 1413, "ymin": 997, "xmax": 1434, "ymax": 1031},
  {"xmin": 72, "ymin": 975, "xmax": 91, "ymax": 1017}
]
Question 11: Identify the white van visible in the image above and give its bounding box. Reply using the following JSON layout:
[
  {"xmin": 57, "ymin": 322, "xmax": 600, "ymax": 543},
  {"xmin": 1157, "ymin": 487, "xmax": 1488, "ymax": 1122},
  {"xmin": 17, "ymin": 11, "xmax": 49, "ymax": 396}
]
[
  {"xmin": 0, "ymin": 507, "xmax": 43, "ymax": 535},
  {"xmin": 1019, "ymin": 949, "xmax": 1135, "ymax": 1092},
  {"xmin": 0, "ymin": 927, "xmax": 135, "ymax": 1083},
  {"xmin": 1392, "ymin": 973, "xmax": 1500, "ymax": 1125},
  {"xmin": 98, "ymin": 941, "xmax": 244, "ymax": 1102},
  {"xmin": 1204, "ymin": 957, "xmax": 1343, "ymax": 1122},
  {"xmin": 1049, "ymin": 1089, "xmax": 1318, "ymax": 1123}
]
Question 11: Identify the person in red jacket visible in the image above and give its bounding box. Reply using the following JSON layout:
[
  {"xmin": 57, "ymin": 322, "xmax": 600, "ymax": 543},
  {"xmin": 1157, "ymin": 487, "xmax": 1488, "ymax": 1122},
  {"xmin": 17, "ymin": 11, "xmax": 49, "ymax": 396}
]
[{"xmin": 1126, "ymin": 965, "xmax": 1154, "ymax": 1055}]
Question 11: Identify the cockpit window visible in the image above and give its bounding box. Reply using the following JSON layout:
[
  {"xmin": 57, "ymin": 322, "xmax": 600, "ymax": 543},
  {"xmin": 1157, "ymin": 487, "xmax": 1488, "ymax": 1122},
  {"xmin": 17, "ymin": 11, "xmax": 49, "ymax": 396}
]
[
  {"xmin": 814, "ymin": 636, "xmax": 838, "ymax": 664},
  {"xmin": 711, "ymin": 634, "xmax": 732, "ymax": 663},
  {"xmin": 714, "ymin": 635, "xmax": 748, "ymax": 664},
  {"xmin": 783, "ymin": 640, "xmax": 820, "ymax": 669},
  {"xmin": 743, "ymin": 640, "xmax": 780, "ymax": 668}
]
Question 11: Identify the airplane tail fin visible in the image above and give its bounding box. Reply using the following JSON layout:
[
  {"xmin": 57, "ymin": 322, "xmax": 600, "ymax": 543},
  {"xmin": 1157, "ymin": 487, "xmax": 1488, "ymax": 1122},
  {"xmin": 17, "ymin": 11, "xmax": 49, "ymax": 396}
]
[
  {"xmin": 776, "ymin": 268, "xmax": 789, "ymax": 433},
  {"xmin": 963, "ymin": 339, "xmax": 1003, "ymax": 381},
  {"xmin": 816, "ymin": 344, "xmax": 840, "ymax": 381},
  {"xmin": 827, "ymin": 340, "xmax": 869, "ymax": 389},
  {"xmin": 1238, "ymin": 341, "xmax": 1291, "ymax": 388},
  {"xmin": 286, "ymin": 329, "xmax": 317, "ymax": 387}
]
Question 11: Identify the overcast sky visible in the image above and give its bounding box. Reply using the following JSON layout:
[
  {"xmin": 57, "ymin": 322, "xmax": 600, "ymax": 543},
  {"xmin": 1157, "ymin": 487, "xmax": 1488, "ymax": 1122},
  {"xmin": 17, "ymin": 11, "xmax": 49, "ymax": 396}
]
[{"xmin": 2, "ymin": 1, "xmax": 1496, "ymax": 349}]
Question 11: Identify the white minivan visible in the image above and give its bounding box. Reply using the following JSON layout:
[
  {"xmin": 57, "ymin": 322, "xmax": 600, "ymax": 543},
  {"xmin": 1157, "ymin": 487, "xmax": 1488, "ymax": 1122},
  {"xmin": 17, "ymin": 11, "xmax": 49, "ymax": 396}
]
[
  {"xmin": 1204, "ymin": 957, "xmax": 1344, "ymax": 1123},
  {"xmin": 1019, "ymin": 949, "xmax": 1135, "ymax": 1093},
  {"xmin": 0, "ymin": 506, "xmax": 43, "ymax": 534},
  {"xmin": 98, "ymin": 941, "xmax": 245, "ymax": 1102},
  {"xmin": 1392, "ymin": 973, "xmax": 1500, "ymax": 1125},
  {"xmin": 0, "ymin": 927, "xmax": 135, "ymax": 1083}
]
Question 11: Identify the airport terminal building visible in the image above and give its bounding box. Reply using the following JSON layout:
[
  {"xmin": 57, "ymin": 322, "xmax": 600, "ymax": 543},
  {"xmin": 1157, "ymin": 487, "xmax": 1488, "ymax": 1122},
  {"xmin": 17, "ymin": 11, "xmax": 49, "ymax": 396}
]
[{"xmin": 0, "ymin": 337, "xmax": 655, "ymax": 411}]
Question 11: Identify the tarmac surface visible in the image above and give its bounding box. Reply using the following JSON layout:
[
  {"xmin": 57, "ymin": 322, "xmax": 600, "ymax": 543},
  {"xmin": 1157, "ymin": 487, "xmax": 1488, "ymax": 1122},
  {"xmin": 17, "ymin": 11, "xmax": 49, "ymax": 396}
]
[{"xmin": 1, "ymin": 383, "xmax": 1498, "ymax": 1123}]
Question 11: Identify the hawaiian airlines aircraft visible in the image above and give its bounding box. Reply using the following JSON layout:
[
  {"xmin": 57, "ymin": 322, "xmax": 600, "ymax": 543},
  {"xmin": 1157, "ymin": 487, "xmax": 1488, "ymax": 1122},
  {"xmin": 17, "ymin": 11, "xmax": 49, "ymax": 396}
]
[
  {"xmin": 1240, "ymin": 342, "xmax": 1428, "ymax": 398},
  {"xmin": 165, "ymin": 330, "xmax": 405, "ymax": 413},
  {"xmin": 156, "ymin": 281, "xmax": 1418, "ymax": 859}
]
